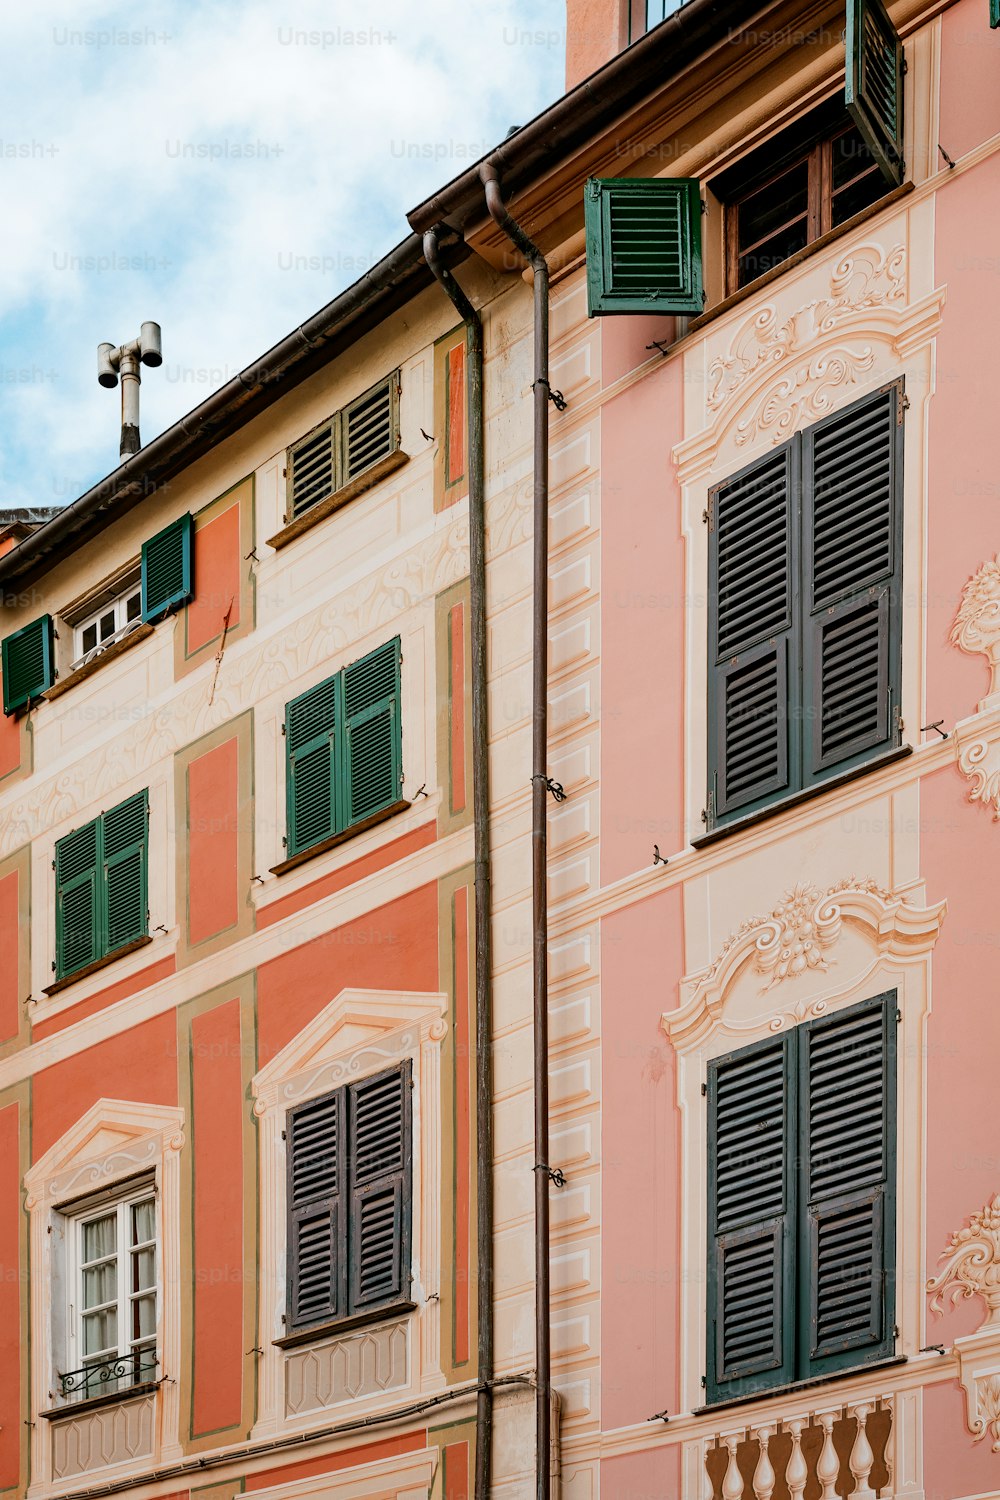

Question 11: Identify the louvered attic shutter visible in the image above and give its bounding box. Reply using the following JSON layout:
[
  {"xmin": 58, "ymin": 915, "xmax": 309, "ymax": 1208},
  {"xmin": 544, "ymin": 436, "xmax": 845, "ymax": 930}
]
[
  {"xmin": 101, "ymin": 790, "xmax": 148, "ymax": 952},
  {"xmin": 708, "ymin": 446, "xmax": 798, "ymax": 826},
  {"xmin": 801, "ymin": 384, "xmax": 902, "ymax": 785},
  {"xmin": 584, "ymin": 178, "xmax": 703, "ymax": 316},
  {"xmin": 289, "ymin": 418, "xmax": 339, "ymax": 518},
  {"xmin": 2, "ymin": 614, "xmax": 54, "ymax": 714},
  {"xmin": 343, "ymin": 637, "xmax": 402, "ymax": 827},
  {"xmin": 347, "ymin": 1063, "xmax": 411, "ymax": 1314},
  {"xmin": 799, "ymin": 995, "xmax": 896, "ymax": 1378},
  {"xmin": 286, "ymin": 675, "xmax": 339, "ymax": 856},
  {"xmin": 55, "ymin": 819, "xmax": 100, "ymax": 980},
  {"xmin": 287, "ymin": 1088, "xmax": 347, "ymax": 1329},
  {"xmin": 707, "ymin": 1034, "xmax": 795, "ymax": 1402},
  {"xmin": 342, "ymin": 376, "xmax": 399, "ymax": 484},
  {"xmin": 846, "ymin": 0, "xmax": 905, "ymax": 187},
  {"xmin": 141, "ymin": 513, "xmax": 194, "ymax": 621}
]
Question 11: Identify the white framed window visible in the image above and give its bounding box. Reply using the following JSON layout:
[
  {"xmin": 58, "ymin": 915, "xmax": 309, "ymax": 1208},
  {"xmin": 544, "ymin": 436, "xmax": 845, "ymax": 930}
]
[
  {"xmin": 61, "ymin": 1182, "xmax": 158, "ymax": 1405},
  {"xmin": 72, "ymin": 578, "xmax": 142, "ymax": 670}
]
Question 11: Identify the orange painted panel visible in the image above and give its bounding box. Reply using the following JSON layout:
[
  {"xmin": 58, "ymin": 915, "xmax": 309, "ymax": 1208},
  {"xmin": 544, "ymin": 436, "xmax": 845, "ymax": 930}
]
[
  {"xmin": 191, "ymin": 999, "xmax": 244, "ymax": 1435},
  {"xmin": 445, "ymin": 1440, "xmax": 470, "ymax": 1499},
  {"xmin": 0, "ymin": 1103, "xmax": 21, "ymax": 1488},
  {"xmin": 243, "ymin": 1431, "xmax": 426, "ymax": 1489},
  {"xmin": 257, "ymin": 884, "xmax": 438, "ymax": 1066},
  {"xmin": 446, "ymin": 342, "xmax": 466, "ymax": 486},
  {"xmin": 0, "ymin": 872, "xmax": 19, "ymax": 1044},
  {"xmin": 450, "ymin": 603, "xmax": 467, "ymax": 815},
  {"xmin": 187, "ymin": 503, "xmax": 241, "ymax": 654},
  {"xmin": 187, "ymin": 738, "xmax": 240, "ymax": 946},
  {"xmin": 32, "ymin": 1012, "xmax": 177, "ymax": 1160},
  {"xmin": 258, "ymin": 823, "xmax": 435, "ymax": 930},
  {"xmin": 452, "ymin": 884, "xmax": 471, "ymax": 1367},
  {"xmin": 0, "ymin": 693, "xmax": 19, "ymax": 780},
  {"xmin": 31, "ymin": 955, "xmax": 176, "ymax": 1041}
]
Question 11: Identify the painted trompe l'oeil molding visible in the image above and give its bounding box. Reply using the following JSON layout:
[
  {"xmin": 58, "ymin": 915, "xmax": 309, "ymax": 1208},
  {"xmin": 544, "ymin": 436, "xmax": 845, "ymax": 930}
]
[{"xmin": 928, "ymin": 1195, "xmax": 1000, "ymax": 1452}]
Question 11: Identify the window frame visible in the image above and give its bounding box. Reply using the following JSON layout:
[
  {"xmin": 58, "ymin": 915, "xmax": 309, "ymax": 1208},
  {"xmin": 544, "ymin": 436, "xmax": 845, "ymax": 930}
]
[
  {"xmin": 52, "ymin": 789, "xmax": 150, "ymax": 986},
  {"xmin": 72, "ymin": 577, "xmax": 143, "ymax": 671}
]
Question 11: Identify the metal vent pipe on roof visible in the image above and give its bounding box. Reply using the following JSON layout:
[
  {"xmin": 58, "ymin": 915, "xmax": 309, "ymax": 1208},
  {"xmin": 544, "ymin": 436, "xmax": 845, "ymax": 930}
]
[{"xmin": 97, "ymin": 322, "xmax": 163, "ymax": 461}]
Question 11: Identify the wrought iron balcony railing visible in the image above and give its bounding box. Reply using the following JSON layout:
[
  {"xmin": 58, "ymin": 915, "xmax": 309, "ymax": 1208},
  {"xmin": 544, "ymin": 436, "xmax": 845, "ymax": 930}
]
[{"xmin": 57, "ymin": 1352, "xmax": 157, "ymax": 1404}]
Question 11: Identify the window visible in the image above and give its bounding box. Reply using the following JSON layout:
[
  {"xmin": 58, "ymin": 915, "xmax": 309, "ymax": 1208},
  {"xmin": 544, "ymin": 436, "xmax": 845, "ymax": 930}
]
[
  {"xmin": 141, "ymin": 513, "xmax": 193, "ymax": 621},
  {"xmin": 705, "ymin": 382, "xmax": 904, "ymax": 833},
  {"xmin": 706, "ymin": 994, "xmax": 896, "ymax": 1404},
  {"xmin": 627, "ymin": 0, "xmax": 685, "ymax": 40},
  {"xmin": 1, "ymin": 613, "xmax": 54, "ymax": 714},
  {"xmin": 287, "ymin": 372, "xmax": 401, "ymax": 521},
  {"xmin": 72, "ymin": 574, "xmax": 143, "ymax": 670},
  {"xmin": 284, "ymin": 636, "xmax": 403, "ymax": 861},
  {"xmin": 286, "ymin": 1062, "xmax": 412, "ymax": 1335},
  {"xmin": 61, "ymin": 1183, "xmax": 158, "ymax": 1405},
  {"xmin": 54, "ymin": 790, "xmax": 149, "ymax": 982}
]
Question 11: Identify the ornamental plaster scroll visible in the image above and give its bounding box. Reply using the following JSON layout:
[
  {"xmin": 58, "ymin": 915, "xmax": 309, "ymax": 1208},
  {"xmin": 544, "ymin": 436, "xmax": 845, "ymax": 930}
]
[
  {"xmin": 952, "ymin": 557, "xmax": 1000, "ymax": 707},
  {"xmin": 952, "ymin": 703, "xmax": 1000, "ymax": 824},
  {"xmin": 662, "ymin": 878, "xmax": 947, "ymax": 1054},
  {"xmin": 23, "ymin": 1097, "xmax": 185, "ymax": 1210},
  {"xmin": 927, "ymin": 1197, "xmax": 1000, "ymax": 1451}
]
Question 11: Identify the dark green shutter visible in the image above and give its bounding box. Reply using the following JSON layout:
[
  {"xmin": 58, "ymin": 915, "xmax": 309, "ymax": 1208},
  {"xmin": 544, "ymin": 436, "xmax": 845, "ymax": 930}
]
[
  {"xmin": 993, "ymin": 0, "xmax": 1000, "ymax": 27},
  {"xmin": 55, "ymin": 820, "xmax": 100, "ymax": 980},
  {"xmin": 343, "ymin": 638, "xmax": 402, "ymax": 827},
  {"xmin": 801, "ymin": 385, "xmax": 902, "ymax": 784},
  {"xmin": 707, "ymin": 1033, "xmax": 795, "ymax": 1401},
  {"xmin": 141, "ymin": 513, "xmax": 194, "ymax": 622},
  {"xmin": 585, "ymin": 178, "xmax": 703, "ymax": 316},
  {"xmin": 846, "ymin": 0, "xmax": 905, "ymax": 187},
  {"xmin": 342, "ymin": 376, "xmax": 399, "ymax": 483},
  {"xmin": 348, "ymin": 1063, "xmax": 411, "ymax": 1313},
  {"xmin": 289, "ymin": 418, "xmax": 339, "ymax": 518},
  {"xmin": 287, "ymin": 1089, "xmax": 347, "ymax": 1329},
  {"xmin": 708, "ymin": 447, "xmax": 798, "ymax": 825},
  {"xmin": 102, "ymin": 791, "xmax": 148, "ymax": 952},
  {"xmin": 799, "ymin": 996, "xmax": 896, "ymax": 1378},
  {"xmin": 2, "ymin": 615, "xmax": 54, "ymax": 714},
  {"xmin": 286, "ymin": 675, "xmax": 339, "ymax": 856}
]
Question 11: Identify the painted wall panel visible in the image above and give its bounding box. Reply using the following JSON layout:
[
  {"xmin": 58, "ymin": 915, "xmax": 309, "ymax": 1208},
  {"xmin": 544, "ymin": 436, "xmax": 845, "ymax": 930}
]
[
  {"xmin": 0, "ymin": 1102, "xmax": 21, "ymax": 1488},
  {"xmin": 939, "ymin": 0, "xmax": 1000, "ymax": 163},
  {"xmin": 31, "ymin": 956, "xmax": 176, "ymax": 1041},
  {"xmin": 257, "ymin": 822, "xmax": 435, "ymax": 929},
  {"xmin": 187, "ymin": 739, "xmax": 240, "ymax": 947},
  {"xmin": 241, "ymin": 1431, "xmax": 427, "ymax": 1488},
  {"xmin": 0, "ymin": 873, "xmax": 19, "ymax": 1045},
  {"xmin": 0, "ymin": 702, "xmax": 19, "ymax": 782},
  {"xmin": 186, "ymin": 503, "xmax": 241, "ymax": 655},
  {"xmin": 600, "ymin": 1443, "xmax": 681, "ymax": 1499},
  {"xmin": 923, "ymin": 1380, "xmax": 1000, "ymax": 1496}
]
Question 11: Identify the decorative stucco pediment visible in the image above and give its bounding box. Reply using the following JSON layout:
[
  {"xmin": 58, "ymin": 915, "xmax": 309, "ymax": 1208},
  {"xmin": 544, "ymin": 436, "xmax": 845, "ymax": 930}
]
[
  {"xmin": 662, "ymin": 878, "xmax": 946, "ymax": 1054},
  {"xmin": 24, "ymin": 1098, "xmax": 185, "ymax": 1209}
]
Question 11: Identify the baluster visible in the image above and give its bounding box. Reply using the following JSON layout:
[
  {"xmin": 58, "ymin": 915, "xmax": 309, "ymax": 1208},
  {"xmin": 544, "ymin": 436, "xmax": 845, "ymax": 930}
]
[
  {"xmin": 703, "ymin": 1438, "xmax": 717, "ymax": 1500},
  {"xmin": 880, "ymin": 1394, "xmax": 894, "ymax": 1493},
  {"xmin": 849, "ymin": 1402, "xmax": 876, "ymax": 1499},
  {"xmin": 722, "ymin": 1433, "xmax": 743, "ymax": 1500},
  {"xmin": 752, "ymin": 1425, "xmax": 776, "ymax": 1500},
  {"xmin": 817, "ymin": 1411, "xmax": 840, "ymax": 1500},
  {"xmin": 786, "ymin": 1418, "xmax": 808, "ymax": 1500}
]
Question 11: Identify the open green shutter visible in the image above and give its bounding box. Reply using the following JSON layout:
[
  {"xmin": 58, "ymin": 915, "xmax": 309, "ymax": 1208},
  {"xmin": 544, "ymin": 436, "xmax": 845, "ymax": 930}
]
[
  {"xmin": 708, "ymin": 446, "xmax": 798, "ymax": 827},
  {"xmin": 287, "ymin": 1089, "xmax": 347, "ymax": 1329},
  {"xmin": 342, "ymin": 375, "xmax": 400, "ymax": 484},
  {"xmin": 348, "ymin": 1063, "xmax": 411, "ymax": 1314},
  {"xmin": 141, "ymin": 513, "xmax": 194, "ymax": 621},
  {"xmin": 286, "ymin": 675, "xmax": 339, "ymax": 856},
  {"xmin": 799, "ymin": 996, "xmax": 896, "ymax": 1378},
  {"xmin": 993, "ymin": 0, "xmax": 1000, "ymax": 27},
  {"xmin": 289, "ymin": 418, "xmax": 340, "ymax": 518},
  {"xmin": 102, "ymin": 791, "xmax": 148, "ymax": 952},
  {"xmin": 585, "ymin": 177, "xmax": 703, "ymax": 316},
  {"xmin": 801, "ymin": 384, "xmax": 902, "ymax": 785},
  {"xmin": 707, "ymin": 1034, "xmax": 796, "ymax": 1402},
  {"xmin": 343, "ymin": 638, "xmax": 402, "ymax": 827},
  {"xmin": 846, "ymin": 0, "xmax": 905, "ymax": 187},
  {"xmin": 2, "ymin": 615, "xmax": 54, "ymax": 714},
  {"xmin": 55, "ymin": 820, "xmax": 100, "ymax": 980}
]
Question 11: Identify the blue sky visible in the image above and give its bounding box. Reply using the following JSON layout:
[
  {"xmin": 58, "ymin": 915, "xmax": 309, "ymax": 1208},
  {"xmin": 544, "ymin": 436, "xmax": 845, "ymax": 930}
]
[{"xmin": 0, "ymin": 0, "xmax": 565, "ymax": 510}]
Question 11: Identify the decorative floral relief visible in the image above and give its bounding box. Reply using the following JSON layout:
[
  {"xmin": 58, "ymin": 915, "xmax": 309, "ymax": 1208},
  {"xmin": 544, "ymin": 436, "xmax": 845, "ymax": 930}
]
[
  {"xmin": 972, "ymin": 1374, "xmax": 1000, "ymax": 1452},
  {"xmin": 714, "ymin": 877, "xmax": 891, "ymax": 993},
  {"xmin": 951, "ymin": 557, "xmax": 1000, "ymax": 701},
  {"xmin": 928, "ymin": 1195, "xmax": 1000, "ymax": 1328},
  {"xmin": 733, "ymin": 345, "xmax": 876, "ymax": 448},
  {"xmin": 956, "ymin": 737, "xmax": 1000, "ymax": 821}
]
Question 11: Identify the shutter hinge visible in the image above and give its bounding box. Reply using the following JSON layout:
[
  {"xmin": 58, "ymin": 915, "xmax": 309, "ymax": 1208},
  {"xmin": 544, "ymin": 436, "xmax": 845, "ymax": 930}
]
[
  {"xmin": 701, "ymin": 1082, "xmax": 707, "ymax": 1096},
  {"xmin": 701, "ymin": 1374, "xmax": 707, "ymax": 1388},
  {"xmin": 280, "ymin": 723, "xmax": 286, "ymax": 735},
  {"xmin": 902, "ymin": 55, "xmax": 908, "ymax": 73},
  {"xmin": 704, "ymin": 495, "xmax": 715, "ymax": 531},
  {"xmin": 897, "ymin": 1008, "xmax": 902, "ymax": 1023},
  {"xmin": 897, "ymin": 390, "xmax": 910, "ymax": 425},
  {"xmin": 51, "ymin": 860, "xmax": 55, "ymax": 871},
  {"xmin": 281, "ymin": 1129, "xmax": 286, "ymax": 1140}
]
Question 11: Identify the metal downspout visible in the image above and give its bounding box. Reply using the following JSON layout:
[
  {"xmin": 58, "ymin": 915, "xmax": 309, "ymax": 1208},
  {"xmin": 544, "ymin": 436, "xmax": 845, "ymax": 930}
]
[
  {"xmin": 421, "ymin": 229, "xmax": 494, "ymax": 1500},
  {"xmin": 478, "ymin": 163, "xmax": 553, "ymax": 1500}
]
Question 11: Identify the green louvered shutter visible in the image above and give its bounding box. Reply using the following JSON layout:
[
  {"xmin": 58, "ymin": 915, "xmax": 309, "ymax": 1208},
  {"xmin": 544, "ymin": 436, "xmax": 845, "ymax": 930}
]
[
  {"xmin": 846, "ymin": 0, "xmax": 905, "ymax": 187},
  {"xmin": 707, "ymin": 1033, "xmax": 795, "ymax": 1402},
  {"xmin": 585, "ymin": 178, "xmax": 703, "ymax": 316},
  {"xmin": 55, "ymin": 820, "xmax": 100, "ymax": 980},
  {"xmin": 286, "ymin": 674, "xmax": 339, "ymax": 856},
  {"xmin": 102, "ymin": 791, "xmax": 148, "ymax": 952},
  {"xmin": 708, "ymin": 446, "xmax": 798, "ymax": 827},
  {"xmin": 2, "ymin": 615, "xmax": 54, "ymax": 714},
  {"xmin": 289, "ymin": 418, "xmax": 340, "ymax": 518},
  {"xmin": 287, "ymin": 1088, "xmax": 347, "ymax": 1329},
  {"xmin": 141, "ymin": 513, "xmax": 194, "ymax": 621},
  {"xmin": 348, "ymin": 1064, "xmax": 411, "ymax": 1314},
  {"xmin": 799, "ymin": 996, "xmax": 896, "ymax": 1379},
  {"xmin": 341, "ymin": 375, "xmax": 400, "ymax": 484},
  {"xmin": 343, "ymin": 638, "xmax": 402, "ymax": 827},
  {"xmin": 801, "ymin": 385, "xmax": 902, "ymax": 786},
  {"xmin": 993, "ymin": 0, "xmax": 1000, "ymax": 27}
]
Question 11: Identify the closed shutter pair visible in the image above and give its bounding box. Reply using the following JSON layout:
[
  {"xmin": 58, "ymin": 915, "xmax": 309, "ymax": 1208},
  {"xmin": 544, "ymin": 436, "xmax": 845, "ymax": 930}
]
[
  {"xmin": 55, "ymin": 790, "xmax": 148, "ymax": 981},
  {"xmin": 287, "ymin": 375, "xmax": 401, "ymax": 520},
  {"xmin": 707, "ymin": 994, "xmax": 896, "ymax": 1402},
  {"xmin": 585, "ymin": 0, "xmax": 904, "ymax": 317},
  {"xmin": 287, "ymin": 1063, "xmax": 412, "ymax": 1330}
]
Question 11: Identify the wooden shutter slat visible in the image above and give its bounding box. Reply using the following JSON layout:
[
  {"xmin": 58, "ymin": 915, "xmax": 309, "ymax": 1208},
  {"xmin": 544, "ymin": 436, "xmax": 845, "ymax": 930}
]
[
  {"xmin": 348, "ymin": 1063, "xmax": 411, "ymax": 1314},
  {"xmin": 289, "ymin": 419, "xmax": 339, "ymax": 518},
  {"xmin": 342, "ymin": 378, "xmax": 398, "ymax": 483},
  {"xmin": 55, "ymin": 820, "xmax": 100, "ymax": 979},
  {"xmin": 846, "ymin": 0, "xmax": 904, "ymax": 187},
  {"xmin": 286, "ymin": 676, "xmax": 339, "ymax": 857},
  {"xmin": 288, "ymin": 1090, "xmax": 346, "ymax": 1328},
  {"xmin": 1, "ymin": 615, "xmax": 54, "ymax": 715},
  {"xmin": 585, "ymin": 177, "xmax": 703, "ymax": 316},
  {"xmin": 343, "ymin": 638, "xmax": 401, "ymax": 827},
  {"xmin": 141, "ymin": 514, "xmax": 193, "ymax": 622},
  {"xmin": 102, "ymin": 792, "xmax": 148, "ymax": 953}
]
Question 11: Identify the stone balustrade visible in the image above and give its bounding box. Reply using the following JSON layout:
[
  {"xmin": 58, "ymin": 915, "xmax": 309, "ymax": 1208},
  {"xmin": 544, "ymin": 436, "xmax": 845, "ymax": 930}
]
[{"xmin": 701, "ymin": 1393, "xmax": 894, "ymax": 1499}]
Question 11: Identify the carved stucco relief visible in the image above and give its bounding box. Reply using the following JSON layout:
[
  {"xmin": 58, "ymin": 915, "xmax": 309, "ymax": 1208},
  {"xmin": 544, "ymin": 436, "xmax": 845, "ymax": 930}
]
[
  {"xmin": 928, "ymin": 1196, "xmax": 1000, "ymax": 1451},
  {"xmin": 950, "ymin": 558, "xmax": 1000, "ymax": 822},
  {"xmin": 952, "ymin": 557, "xmax": 1000, "ymax": 704}
]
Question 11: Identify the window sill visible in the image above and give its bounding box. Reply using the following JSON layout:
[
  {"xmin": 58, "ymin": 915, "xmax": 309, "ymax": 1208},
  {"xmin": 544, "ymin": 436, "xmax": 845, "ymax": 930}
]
[
  {"xmin": 269, "ymin": 799, "xmax": 411, "ymax": 876},
  {"xmin": 694, "ymin": 1354, "xmax": 907, "ymax": 1417},
  {"xmin": 42, "ymin": 934, "xmax": 154, "ymax": 997},
  {"xmin": 690, "ymin": 181, "xmax": 914, "ymax": 336},
  {"xmin": 39, "ymin": 1380, "xmax": 162, "ymax": 1420},
  {"xmin": 692, "ymin": 745, "xmax": 913, "ymax": 849},
  {"xmin": 266, "ymin": 449, "xmax": 409, "ymax": 551},
  {"xmin": 44, "ymin": 623, "xmax": 154, "ymax": 701},
  {"xmin": 274, "ymin": 1301, "xmax": 416, "ymax": 1349}
]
